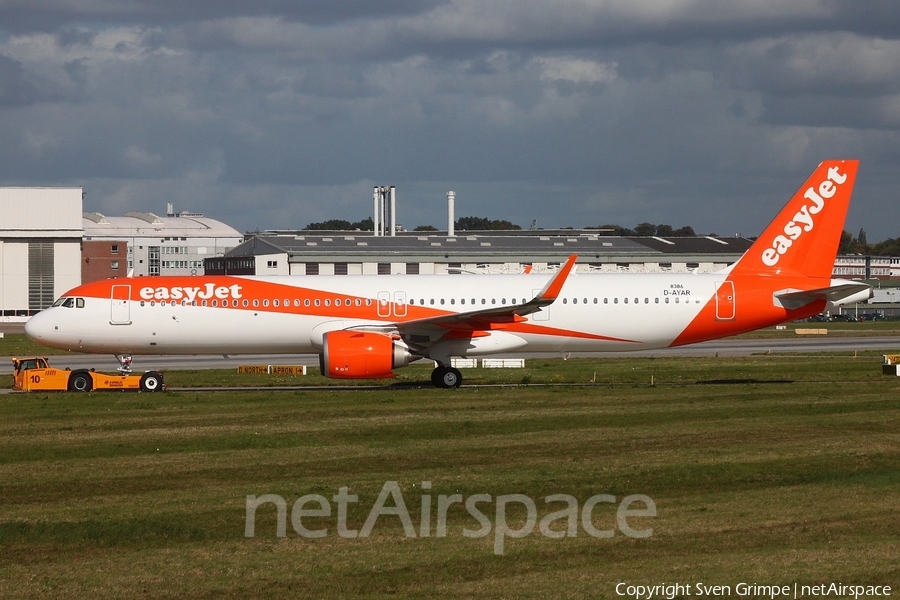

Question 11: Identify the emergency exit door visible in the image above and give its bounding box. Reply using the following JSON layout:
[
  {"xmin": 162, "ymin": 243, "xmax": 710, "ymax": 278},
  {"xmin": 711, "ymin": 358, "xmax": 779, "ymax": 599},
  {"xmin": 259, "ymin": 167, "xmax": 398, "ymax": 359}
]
[{"xmin": 715, "ymin": 281, "xmax": 735, "ymax": 321}]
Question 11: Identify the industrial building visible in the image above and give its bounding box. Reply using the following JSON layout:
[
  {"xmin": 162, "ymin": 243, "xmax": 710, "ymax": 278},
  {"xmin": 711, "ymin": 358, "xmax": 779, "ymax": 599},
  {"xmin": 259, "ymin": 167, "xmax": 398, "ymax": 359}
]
[
  {"xmin": 205, "ymin": 230, "xmax": 755, "ymax": 277},
  {"xmin": 83, "ymin": 205, "xmax": 243, "ymax": 280},
  {"xmin": 0, "ymin": 187, "xmax": 83, "ymax": 318}
]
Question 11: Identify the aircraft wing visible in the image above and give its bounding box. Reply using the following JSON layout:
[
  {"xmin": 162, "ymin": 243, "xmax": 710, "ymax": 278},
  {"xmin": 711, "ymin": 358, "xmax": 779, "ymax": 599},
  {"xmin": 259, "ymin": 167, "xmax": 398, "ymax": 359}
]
[
  {"xmin": 358, "ymin": 255, "xmax": 577, "ymax": 343},
  {"xmin": 774, "ymin": 281, "xmax": 872, "ymax": 310}
]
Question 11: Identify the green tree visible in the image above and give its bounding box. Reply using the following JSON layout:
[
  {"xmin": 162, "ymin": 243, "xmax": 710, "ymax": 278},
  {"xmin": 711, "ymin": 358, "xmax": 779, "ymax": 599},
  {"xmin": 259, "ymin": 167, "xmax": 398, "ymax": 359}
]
[
  {"xmin": 634, "ymin": 222, "xmax": 657, "ymax": 236},
  {"xmin": 655, "ymin": 224, "xmax": 674, "ymax": 236},
  {"xmin": 304, "ymin": 219, "xmax": 352, "ymax": 230},
  {"xmin": 455, "ymin": 216, "xmax": 521, "ymax": 230}
]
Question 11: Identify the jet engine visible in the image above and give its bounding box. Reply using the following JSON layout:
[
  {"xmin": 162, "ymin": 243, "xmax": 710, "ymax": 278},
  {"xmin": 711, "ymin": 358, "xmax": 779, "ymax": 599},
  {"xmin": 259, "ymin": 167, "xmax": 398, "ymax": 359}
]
[{"xmin": 320, "ymin": 330, "xmax": 412, "ymax": 379}]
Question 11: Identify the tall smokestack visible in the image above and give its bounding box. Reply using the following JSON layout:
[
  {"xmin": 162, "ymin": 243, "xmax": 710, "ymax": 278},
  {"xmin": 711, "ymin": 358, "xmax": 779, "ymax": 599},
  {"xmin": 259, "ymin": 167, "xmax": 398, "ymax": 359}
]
[
  {"xmin": 447, "ymin": 191, "xmax": 455, "ymax": 237},
  {"xmin": 389, "ymin": 186, "xmax": 396, "ymax": 237},
  {"xmin": 373, "ymin": 187, "xmax": 380, "ymax": 237}
]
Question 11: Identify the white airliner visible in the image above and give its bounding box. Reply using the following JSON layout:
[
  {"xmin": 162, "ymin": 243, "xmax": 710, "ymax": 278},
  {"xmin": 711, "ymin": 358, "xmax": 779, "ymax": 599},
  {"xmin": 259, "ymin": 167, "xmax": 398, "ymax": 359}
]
[{"xmin": 25, "ymin": 160, "xmax": 870, "ymax": 387}]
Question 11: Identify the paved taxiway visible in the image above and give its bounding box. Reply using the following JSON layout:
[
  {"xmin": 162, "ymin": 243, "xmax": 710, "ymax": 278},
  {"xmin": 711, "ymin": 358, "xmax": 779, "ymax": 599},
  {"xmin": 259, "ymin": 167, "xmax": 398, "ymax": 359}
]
[{"xmin": 2, "ymin": 336, "xmax": 898, "ymax": 376}]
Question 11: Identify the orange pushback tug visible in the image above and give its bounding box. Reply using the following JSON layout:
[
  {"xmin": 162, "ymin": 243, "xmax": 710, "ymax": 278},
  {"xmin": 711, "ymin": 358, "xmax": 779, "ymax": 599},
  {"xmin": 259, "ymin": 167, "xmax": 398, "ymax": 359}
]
[{"xmin": 11, "ymin": 357, "xmax": 164, "ymax": 392}]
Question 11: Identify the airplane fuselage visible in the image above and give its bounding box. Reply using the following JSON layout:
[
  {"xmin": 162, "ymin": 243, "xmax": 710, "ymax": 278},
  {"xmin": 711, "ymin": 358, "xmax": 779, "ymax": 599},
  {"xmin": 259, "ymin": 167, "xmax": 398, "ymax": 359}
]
[{"xmin": 25, "ymin": 270, "xmax": 833, "ymax": 357}]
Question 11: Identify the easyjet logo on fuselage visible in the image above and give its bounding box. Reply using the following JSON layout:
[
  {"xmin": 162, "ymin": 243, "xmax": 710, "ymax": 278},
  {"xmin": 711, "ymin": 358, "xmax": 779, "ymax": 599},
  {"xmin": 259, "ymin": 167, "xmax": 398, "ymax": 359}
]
[
  {"xmin": 761, "ymin": 165, "xmax": 848, "ymax": 267},
  {"xmin": 139, "ymin": 283, "xmax": 243, "ymax": 302}
]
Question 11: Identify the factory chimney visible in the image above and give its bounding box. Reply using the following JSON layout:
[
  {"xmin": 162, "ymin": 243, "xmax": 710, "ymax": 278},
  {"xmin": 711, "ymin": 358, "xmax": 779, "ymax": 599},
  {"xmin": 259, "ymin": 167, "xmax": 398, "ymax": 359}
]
[
  {"xmin": 373, "ymin": 187, "xmax": 380, "ymax": 237},
  {"xmin": 389, "ymin": 186, "xmax": 396, "ymax": 237},
  {"xmin": 447, "ymin": 191, "xmax": 455, "ymax": 237}
]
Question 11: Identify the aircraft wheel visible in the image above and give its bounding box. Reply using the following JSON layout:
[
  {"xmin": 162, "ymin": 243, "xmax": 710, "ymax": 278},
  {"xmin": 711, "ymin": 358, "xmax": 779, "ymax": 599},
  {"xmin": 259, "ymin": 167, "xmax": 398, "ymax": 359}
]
[
  {"xmin": 67, "ymin": 371, "xmax": 93, "ymax": 392},
  {"xmin": 140, "ymin": 371, "xmax": 164, "ymax": 392},
  {"xmin": 432, "ymin": 366, "xmax": 462, "ymax": 389}
]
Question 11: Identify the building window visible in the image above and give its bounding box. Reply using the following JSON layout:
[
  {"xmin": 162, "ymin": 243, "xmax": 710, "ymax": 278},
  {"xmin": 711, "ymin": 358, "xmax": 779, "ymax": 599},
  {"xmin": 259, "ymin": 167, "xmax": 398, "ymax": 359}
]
[
  {"xmin": 111, "ymin": 261, "xmax": 119, "ymax": 270},
  {"xmin": 406, "ymin": 263, "xmax": 419, "ymax": 275},
  {"xmin": 306, "ymin": 263, "xmax": 319, "ymax": 276},
  {"xmin": 267, "ymin": 260, "xmax": 278, "ymax": 269},
  {"xmin": 334, "ymin": 263, "xmax": 348, "ymax": 275},
  {"xmin": 377, "ymin": 263, "xmax": 391, "ymax": 275},
  {"xmin": 111, "ymin": 244, "xmax": 119, "ymax": 254}
]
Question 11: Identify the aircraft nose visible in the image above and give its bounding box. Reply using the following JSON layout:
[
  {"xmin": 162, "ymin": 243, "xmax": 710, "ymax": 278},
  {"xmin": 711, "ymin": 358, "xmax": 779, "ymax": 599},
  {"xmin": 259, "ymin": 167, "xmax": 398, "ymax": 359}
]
[{"xmin": 24, "ymin": 310, "xmax": 53, "ymax": 344}]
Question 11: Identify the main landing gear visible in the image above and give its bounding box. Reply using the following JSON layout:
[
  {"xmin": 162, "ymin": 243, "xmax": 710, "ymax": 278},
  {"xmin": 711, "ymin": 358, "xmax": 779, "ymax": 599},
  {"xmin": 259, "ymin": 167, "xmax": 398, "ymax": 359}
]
[{"xmin": 431, "ymin": 365, "xmax": 462, "ymax": 389}]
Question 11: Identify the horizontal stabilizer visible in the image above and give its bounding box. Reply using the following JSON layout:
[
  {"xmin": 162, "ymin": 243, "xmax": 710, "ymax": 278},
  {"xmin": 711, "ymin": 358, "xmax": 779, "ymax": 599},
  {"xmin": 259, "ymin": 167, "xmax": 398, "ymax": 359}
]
[{"xmin": 774, "ymin": 281, "xmax": 872, "ymax": 311}]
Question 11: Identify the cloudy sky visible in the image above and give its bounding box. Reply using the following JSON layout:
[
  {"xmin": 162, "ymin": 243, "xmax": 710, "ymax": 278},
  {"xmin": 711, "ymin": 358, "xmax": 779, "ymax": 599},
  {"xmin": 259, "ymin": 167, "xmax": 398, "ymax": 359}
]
[{"xmin": 2, "ymin": 1, "xmax": 899, "ymax": 240}]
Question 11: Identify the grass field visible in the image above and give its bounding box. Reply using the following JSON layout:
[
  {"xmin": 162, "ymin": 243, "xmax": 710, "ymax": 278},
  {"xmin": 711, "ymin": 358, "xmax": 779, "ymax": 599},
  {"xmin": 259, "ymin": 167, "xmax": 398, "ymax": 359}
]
[{"xmin": 1, "ymin": 353, "xmax": 898, "ymax": 599}]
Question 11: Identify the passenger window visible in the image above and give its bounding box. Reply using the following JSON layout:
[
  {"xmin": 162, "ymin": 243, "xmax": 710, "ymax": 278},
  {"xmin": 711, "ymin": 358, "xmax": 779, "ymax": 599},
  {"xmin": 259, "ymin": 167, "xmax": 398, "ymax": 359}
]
[
  {"xmin": 304, "ymin": 299, "xmax": 310, "ymax": 307},
  {"xmin": 263, "ymin": 299, "xmax": 270, "ymax": 307}
]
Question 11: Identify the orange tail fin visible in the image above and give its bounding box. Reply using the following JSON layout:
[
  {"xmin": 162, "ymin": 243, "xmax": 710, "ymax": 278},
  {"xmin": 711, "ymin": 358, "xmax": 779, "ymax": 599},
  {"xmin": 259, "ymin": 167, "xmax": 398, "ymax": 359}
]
[{"xmin": 731, "ymin": 160, "xmax": 859, "ymax": 279}]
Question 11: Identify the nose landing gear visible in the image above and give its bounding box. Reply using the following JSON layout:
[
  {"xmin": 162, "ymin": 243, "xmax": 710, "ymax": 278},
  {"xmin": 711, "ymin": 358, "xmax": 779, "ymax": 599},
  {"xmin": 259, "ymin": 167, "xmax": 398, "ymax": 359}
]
[{"xmin": 116, "ymin": 354, "xmax": 133, "ymax": 374}]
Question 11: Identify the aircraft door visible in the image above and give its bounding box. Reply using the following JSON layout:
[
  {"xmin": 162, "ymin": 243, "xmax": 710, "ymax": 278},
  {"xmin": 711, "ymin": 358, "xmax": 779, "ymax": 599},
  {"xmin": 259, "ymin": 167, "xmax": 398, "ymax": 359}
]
[
  {"xmin": 715, "ymin": 281, "xmax": 736, "ymax": 321},
  {"xmin": 377, "ymin": 291, "xmax": 391, "ymax": 318},
  {"xmin": 393, "ymin": 291, "xmax": 407, "ymax": 317},
  {"xmin": 110, "ymin": 285, "xmax": 132, "ymax": 325}
]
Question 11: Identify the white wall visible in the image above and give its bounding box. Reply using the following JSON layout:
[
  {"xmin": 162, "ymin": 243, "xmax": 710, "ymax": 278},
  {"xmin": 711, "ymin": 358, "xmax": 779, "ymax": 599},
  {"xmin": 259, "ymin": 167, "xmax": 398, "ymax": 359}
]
[
  {"xmin": 0, "ymin": 188, "xmax": 83, "ymax": 236},
  {"xmin": 0, "ymin": 242, "xmax": 28, "ymax": 311},
  {"xmin": 54, "ymin": 241, "xmax": 82, "ymax": 298}
]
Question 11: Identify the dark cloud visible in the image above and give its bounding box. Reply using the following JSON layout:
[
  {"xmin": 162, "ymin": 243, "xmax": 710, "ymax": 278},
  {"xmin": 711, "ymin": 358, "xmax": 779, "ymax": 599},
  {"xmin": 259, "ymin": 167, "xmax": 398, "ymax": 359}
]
[{"xmin": 0, "ymin": 1, "xmax": 899, "ymax": 240}]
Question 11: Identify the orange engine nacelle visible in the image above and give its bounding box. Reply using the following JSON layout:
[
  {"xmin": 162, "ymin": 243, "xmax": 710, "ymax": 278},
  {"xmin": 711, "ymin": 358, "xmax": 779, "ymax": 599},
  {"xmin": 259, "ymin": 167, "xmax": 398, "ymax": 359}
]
[{"xmin": 321, "ymin": 330, "xmax": 413, "ymax": 379}]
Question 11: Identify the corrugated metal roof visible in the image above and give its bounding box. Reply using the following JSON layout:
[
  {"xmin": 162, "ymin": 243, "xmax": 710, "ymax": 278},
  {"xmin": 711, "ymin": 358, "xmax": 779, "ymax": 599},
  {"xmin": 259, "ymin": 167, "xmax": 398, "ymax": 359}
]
[{"xmin": 227, "ymin": 231, "xmax": 754, "ymax": 262}]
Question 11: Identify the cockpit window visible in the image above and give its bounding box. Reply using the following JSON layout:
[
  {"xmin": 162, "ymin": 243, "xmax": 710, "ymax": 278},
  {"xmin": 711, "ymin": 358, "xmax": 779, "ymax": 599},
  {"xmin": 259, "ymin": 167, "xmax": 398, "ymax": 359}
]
[{"xmin": 52, "ymin": 297, "xmax": 85, "ymax": 308}]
